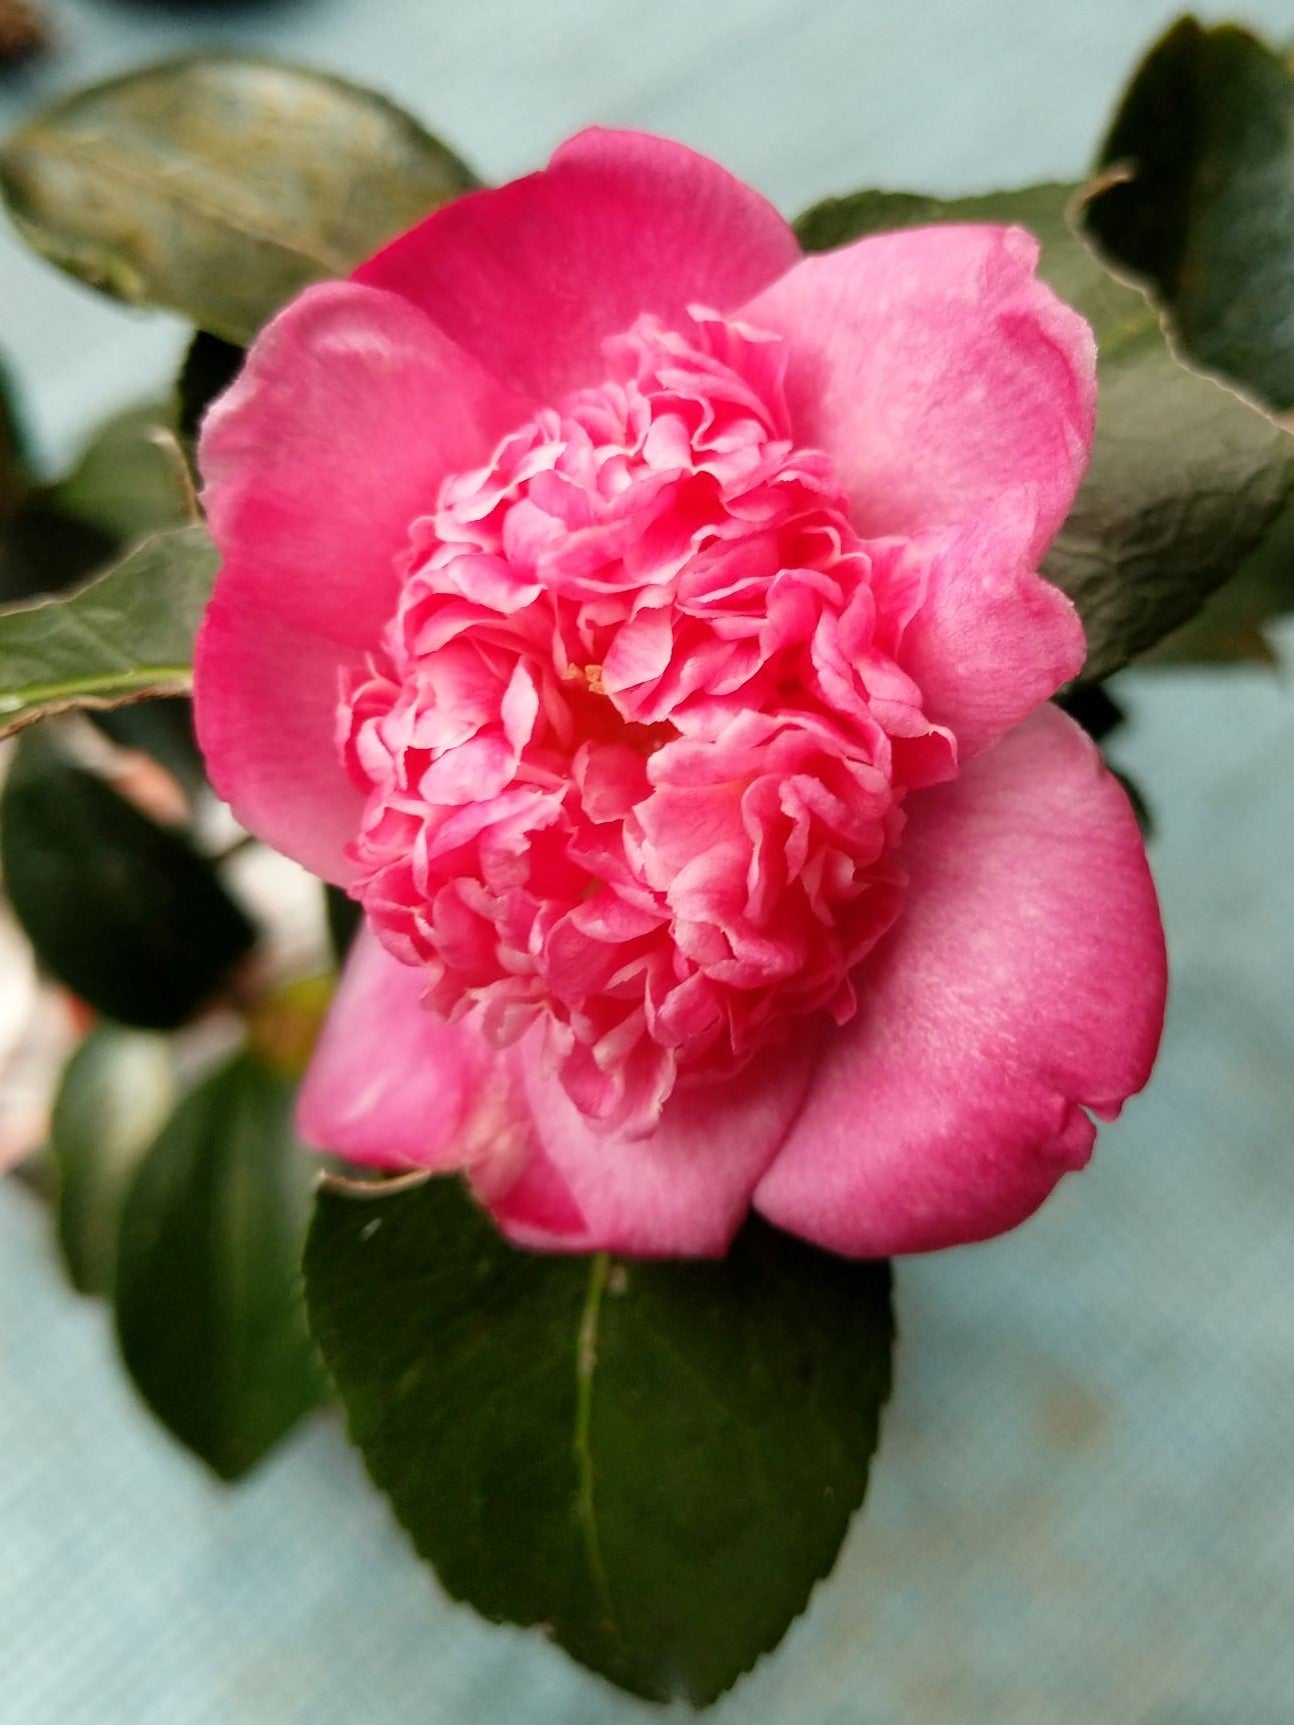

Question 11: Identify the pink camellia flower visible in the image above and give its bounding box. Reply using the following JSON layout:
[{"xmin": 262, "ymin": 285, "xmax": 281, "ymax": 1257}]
[{"xmin": 194, "ymin": 130, "xmax": 1166, "ymax": 1258}]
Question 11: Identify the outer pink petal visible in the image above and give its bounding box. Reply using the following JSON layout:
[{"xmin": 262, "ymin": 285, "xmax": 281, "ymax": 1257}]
[
  {"xmin": 199, "ymin": 279, "xmax": 529, "ymax": 649},
  {"xmin": 195, "ymin": 592, "xmax": 364, "ymax": 884},
  {"xmin": 875, "ymin": 495, "xmax": 1087, "ymax": 759},
  {"xmin": 482, "ymin": 1026, "xmax": 819, "ymax": 1258},
  {"xmin": 354, "ymin": 127, "xmax": 802, "ymax": 401},
  {"xmin": 298, "ymin": 928, "xmax": 511, "ymax": 1173},
  {"xmin": 741, "ymin": 225, "xmax": 1096, "ymax": 561},
  {"xmin": 754, "ymin": 705, "xmax": 1166, "ymax": 1256},
  {"xmin": 298, "ymin": 936, "xmax": 814, "ymax": 1257}
]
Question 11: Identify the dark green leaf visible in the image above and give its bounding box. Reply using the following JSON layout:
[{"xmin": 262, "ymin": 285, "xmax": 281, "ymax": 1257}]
[
  {"xmin": 794, "ymin": 181, "xmax": 1294, "ymax": 681},
  {"xmin": 0, "ymin": 523, "xmax": 215, "ymax": 737},
  {"xmin": 1, "ymin": 728, "xmax": 255, "ymax": 1027},
  {"xmin": 305, "ymin": 1175, "xmax": 893, "ymax": 1706},
  {"xmin": 0, "ymin": 53, "xmax": 480, "ymax": 343},
  {"xmin": 51, "ymin": 1025, "xmax": 175, "ymax": 1296},
  {"xmin": 176, "ymin": 331, "xmax": 244, "ymax": 452},
  {"xmin": 1089, "ymin": 18, "xmax": 1294, "ymax": 411},
  {"xmin": 115, "ymin": 1051, "xmax": 326, "ymax": 1479}
]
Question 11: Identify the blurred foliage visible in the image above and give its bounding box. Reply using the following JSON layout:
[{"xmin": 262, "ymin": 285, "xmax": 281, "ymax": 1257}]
[
  {"xmin": 1, "ymin": 725, "xmax": 255, "ymax": 1027},
  {"xmin": 48, "ymin": 405, "xmax": 190, "ymax": 544},
  {"xmin": 88, "ymin": 696, "xmax": 207, "ymax": 801},
  {"xmin": 116, "ymin": 1050, "xmax": 326, "ymax": 1480},
  {"xmin": 0, "ymin": 1, "xmax": 47, "ymax": 72},
  {"xmin": 51, "ymin": 1025, "xmax": 175, "ymax": 1297}
]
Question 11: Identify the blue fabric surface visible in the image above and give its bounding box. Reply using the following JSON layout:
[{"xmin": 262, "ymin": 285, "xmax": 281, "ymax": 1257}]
[{"xmin": 3, "ymin": 3, "xmax": 1294, "ymax": 1720}]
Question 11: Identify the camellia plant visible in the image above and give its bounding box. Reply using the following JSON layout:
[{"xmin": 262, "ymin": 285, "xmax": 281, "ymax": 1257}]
[{"xmin": 2, "ymin": 14, "xmax": 1293, "ymax": 1707}]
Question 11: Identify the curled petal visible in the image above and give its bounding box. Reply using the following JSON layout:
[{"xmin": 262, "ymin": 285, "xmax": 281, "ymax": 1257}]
[{"xmin": 481, "ymin": 1025, "xmax": 819, "ymax": 1257}]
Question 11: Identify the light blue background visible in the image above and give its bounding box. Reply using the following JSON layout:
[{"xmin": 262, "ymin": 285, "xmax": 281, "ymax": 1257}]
[{"xmin": 3, "ymin": 3, "xmax": 1294, "ymax": 1721}]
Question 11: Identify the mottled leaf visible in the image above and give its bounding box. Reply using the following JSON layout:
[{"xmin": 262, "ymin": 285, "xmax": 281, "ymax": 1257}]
[{"xmin": 0, "ymin": 53, "xmax": 479, "ymax": 343}]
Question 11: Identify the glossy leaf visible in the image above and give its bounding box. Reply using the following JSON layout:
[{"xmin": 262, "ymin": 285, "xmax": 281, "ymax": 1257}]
[
  {"xmin": 0, "ymin": 524, "xmax": 215, "ymax": 738},
  {"xmin": 0, "ymin": 728, "xmax": 255, "ymax": 1028},
  {"xmin": 305, "ymin": 1174, "xmax": 893, "ymax": 1706},
  {"xmin": 0, "ymin": 54, "xmax": 480, "ymax": 343},
  {"xmin": 51, "ymin": 1025, "xmax": 175, "ymax": 1297},
  {"xmin": 1090, "ymin": 18, "xmax": 1294, "ymax": 412},
  {"xmin": 115, "ymin": 1051, "xmax": 326, "ymax": 1479},
  {"xmin": 795, "ymin": 181, "xmax": 1294, "ymax": 681}
]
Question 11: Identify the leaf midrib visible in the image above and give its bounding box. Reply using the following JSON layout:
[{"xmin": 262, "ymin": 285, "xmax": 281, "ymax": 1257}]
[
  {"xmin": 0, "ymin": 666, "xmax": 193, "ymax": 711},
  {"xmin": 574, "ymin": 1251, "xmax": 618, "ymax": 1636}
]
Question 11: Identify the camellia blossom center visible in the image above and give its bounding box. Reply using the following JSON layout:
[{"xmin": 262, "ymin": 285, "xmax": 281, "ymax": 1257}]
[{"xmin": 339, "ymin": 306, "xmax": 954, "ymax": 1133}]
